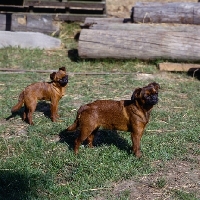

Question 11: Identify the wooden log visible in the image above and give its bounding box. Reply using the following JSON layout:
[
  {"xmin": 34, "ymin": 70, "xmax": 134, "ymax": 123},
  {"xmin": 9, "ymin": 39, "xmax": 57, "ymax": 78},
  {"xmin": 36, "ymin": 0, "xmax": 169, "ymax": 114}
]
[
  {"xmin": 159, "ymin": 62, "xmax": 200, "ymax": 72},
  {"xmin": 133, "ymin": 2, "xmax": 200, "ymax": 24},
  {"xmin": 88, "ymin": 23, "xmax": 200, "ymax": 33},
  {"xmin": 0, "ymin": 13, "xmax": 60, "ymax": 34},
  {"xmin": 78, "ymin": 26, "xmax": 200, "ymax": 61}
]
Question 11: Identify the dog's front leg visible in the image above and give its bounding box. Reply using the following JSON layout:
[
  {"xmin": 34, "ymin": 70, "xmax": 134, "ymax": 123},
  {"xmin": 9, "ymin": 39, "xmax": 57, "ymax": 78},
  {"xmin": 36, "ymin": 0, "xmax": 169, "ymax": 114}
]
[
  {"xmin": 50, "ymin": 100, "xmax": 59, "ymax": 122},
  {"xmin": 131, "ymin": 124, "xmax": 145, "ymax": 158}
]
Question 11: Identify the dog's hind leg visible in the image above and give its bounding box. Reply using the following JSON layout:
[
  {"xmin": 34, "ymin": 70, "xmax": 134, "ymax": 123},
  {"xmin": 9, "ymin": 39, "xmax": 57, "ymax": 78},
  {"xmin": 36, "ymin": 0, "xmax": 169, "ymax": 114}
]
[
  {"xmin": 74, "ymin": 126, "xmax": 97, "ymax": 154},
  {"xmin": 87, "ymin": 128, "xmax": 99, "ymax": 148},
  {"xmin": 26, "ymin": 102, "xmax": 37, "ymax": 125},
  {"xmin": 22, "ymin": 105, "xmax": 28, "ymax": 122},
  {"xmin": 27, "ymin": 111, "xmax": 34, "ymax": 125}
]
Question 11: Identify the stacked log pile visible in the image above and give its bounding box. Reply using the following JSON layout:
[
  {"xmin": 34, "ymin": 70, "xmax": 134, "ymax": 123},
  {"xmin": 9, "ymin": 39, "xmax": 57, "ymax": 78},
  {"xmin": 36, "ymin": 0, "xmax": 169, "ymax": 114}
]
[{"xmin": 78, "ymin": 2, "xmax": 200, "ymax": 62}]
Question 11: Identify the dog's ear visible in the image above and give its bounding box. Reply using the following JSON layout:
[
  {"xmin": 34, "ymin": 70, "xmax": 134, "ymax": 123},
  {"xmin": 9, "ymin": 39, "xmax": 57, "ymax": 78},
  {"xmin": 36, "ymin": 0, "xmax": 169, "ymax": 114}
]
[
  {"xmin": 131, "ymin": 88, "xmax": 142, "ymax": 101},
  {"xmin": 59, "ymin": 67, "xmax": 66, "ymax": 71},
  {"xmin": 148, "ymin": 82, "xmax": 160, "ymax": 91},
  {"xmin": 50, "ymin": 72, "xmax": 56, "ymax": 80}
]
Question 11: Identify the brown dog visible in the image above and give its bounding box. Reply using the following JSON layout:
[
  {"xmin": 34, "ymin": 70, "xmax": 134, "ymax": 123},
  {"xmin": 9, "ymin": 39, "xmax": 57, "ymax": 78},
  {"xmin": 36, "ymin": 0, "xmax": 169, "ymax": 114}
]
[
  {"xmin": 11, "ymin": 67, "xmax": 68, "ymax": 125},
  {"xmin": 66, "ymin": 82, "xmax": 160, "ymax": 158}
]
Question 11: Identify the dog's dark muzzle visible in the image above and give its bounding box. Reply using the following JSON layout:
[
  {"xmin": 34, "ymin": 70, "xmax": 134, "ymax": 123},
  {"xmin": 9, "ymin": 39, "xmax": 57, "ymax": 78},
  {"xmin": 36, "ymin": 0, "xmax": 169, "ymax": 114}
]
[
  {"xmin": 146, "ymin": 94, "xmax": 158, "ymax": 105},
  {"xmin": 58, "ymin": 75, "xmax": 68, "ymax": 86}
]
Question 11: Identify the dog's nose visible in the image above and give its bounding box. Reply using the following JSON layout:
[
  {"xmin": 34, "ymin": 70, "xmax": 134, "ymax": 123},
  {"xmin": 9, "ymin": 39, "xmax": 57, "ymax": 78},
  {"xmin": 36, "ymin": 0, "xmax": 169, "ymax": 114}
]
[{"xmin": 152, "ymin": 94, "xmax": 158, "ymax": 100}]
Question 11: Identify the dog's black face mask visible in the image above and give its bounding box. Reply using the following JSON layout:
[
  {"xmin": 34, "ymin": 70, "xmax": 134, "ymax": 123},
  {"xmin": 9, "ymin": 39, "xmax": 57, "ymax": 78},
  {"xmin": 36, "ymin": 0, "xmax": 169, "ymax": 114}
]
[
  {"xmin": 131, "ymin": 82, "xmax": 160, "ymax": 107},
  {"xmin": 58, "ymin": 75, "xmax": 68, "ymax": 87},
  {"xmin": 144, "ymin": 93, "xmax": 158, "ymax": 106}
]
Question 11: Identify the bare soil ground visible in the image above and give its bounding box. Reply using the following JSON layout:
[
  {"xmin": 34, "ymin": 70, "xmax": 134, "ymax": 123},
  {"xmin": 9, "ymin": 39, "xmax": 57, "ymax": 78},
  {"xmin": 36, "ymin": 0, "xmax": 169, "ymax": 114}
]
[
  {"xmin": 96, "ymin": 1, "xmax": 200, "ymax": 199},
  {"xmin": 111, "ymin": 157, "xmax": 200, "ymax": 199}
]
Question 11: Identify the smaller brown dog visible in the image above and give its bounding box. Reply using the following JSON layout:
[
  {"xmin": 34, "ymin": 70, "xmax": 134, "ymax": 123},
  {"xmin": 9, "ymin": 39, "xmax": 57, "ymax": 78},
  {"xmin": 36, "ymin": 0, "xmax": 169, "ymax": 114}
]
[
  {"xmin": 11, "ymin": 67, "xmax": 68, "ymax": 125},
  {"xmin": 66, "ymin": 82, "xmax": 160, "ymax": 158}
]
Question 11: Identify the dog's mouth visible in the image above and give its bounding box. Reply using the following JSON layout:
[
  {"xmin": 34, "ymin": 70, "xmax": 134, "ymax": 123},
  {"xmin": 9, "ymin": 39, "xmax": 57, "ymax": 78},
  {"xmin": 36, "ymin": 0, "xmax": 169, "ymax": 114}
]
[
  {"xmin": 145, "ymin": 93, "xmax": 158, "ymax": 105},
  {"xmin": 58, "ymin": 75, "xmax": 68, "ymax": 86}
]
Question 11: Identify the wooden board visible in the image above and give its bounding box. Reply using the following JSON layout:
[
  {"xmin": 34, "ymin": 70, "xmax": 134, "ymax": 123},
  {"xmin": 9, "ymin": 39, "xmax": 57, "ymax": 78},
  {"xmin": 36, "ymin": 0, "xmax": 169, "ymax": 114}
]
[
  {"xmin": 0, "ymin": 13, "xmax": 59, "ymax": 34},
  {"xmin": 133, "ymin": 2, "xmax": 200, "ymax": 24},
  {"xmin": 53, "ymin": 13, "xmax": 106, "ymax": 22},
  {"xmin": 24, "ymin": 1, "xmax": 105, "ymax": 9},
  {"xmin": 87, "ymin": 23, "xmax": 200, "ymax": 33},
  {"xmin": 0, "ymin": 0, "xmax": 106, "ymax": 22},
  {"xmin": 159, "ymin": 62, "xmax": 200, "ymax": 72},
  {"xmin": 84, "ymin": 17, "xmax": 126, "ymax": 24}
]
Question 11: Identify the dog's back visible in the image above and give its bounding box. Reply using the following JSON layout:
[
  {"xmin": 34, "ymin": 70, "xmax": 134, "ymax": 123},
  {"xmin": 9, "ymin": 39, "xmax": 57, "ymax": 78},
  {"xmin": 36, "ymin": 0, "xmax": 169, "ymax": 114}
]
[{"xmin": 67, "ymin": 100, "xmax": 133, "ymax": 132}]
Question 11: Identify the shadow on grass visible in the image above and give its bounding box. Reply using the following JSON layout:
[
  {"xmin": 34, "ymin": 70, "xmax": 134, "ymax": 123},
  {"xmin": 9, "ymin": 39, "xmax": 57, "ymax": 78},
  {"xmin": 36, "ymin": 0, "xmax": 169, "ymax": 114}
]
[
  {"xmin": 68, "ymin": 49, "xmax": 80, "ymax": 62},
  {"xmin": 6, "ymin": 101, "xmax": 51, "ymax": 123},
  {"xmin": 35, "ymin": 101, "xmax": 51, "ymax": 118},
  {"xmin": 187, "ymin": 68, "xmax": 200, "ymax": 80},
  {"xmin": 0, "ymin": 170, "xmax": 50, "ymax": 200},
  {"xmin": 59, "ymin": 129, "xmax": 132, "ymax": 154}
]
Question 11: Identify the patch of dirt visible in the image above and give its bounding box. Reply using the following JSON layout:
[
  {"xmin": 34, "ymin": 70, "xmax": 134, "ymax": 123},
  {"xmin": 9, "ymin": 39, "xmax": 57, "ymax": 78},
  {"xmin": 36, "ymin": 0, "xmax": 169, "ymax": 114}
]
[
  {"xmin": 0, "ymin": 118, "xmax": 28, "ymax": 139},
  {"xmin": 95, "ymin": 156, "xmax": 200, "ymax": 199},
  {"xmin": 114, "ymin": 159, "xmax": 200, "ymax": 199},
  {"xmin": 106, "ymin": 0, "xmax": 198, "ymax": 18}
]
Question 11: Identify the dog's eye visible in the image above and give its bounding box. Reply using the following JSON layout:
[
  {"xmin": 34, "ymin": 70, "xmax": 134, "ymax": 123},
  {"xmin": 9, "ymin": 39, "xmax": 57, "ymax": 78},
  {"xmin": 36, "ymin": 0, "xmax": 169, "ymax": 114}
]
[{"xmin": 145, "ymin": 94, "xmax": 150, "ymax": 98}]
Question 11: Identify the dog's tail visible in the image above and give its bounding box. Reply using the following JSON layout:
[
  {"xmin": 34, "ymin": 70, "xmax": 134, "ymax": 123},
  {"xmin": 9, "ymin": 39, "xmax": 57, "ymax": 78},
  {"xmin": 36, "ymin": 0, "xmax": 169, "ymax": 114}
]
[
  {"xmin": 66, "ymin": 119, "xmax": 79, "ymax": 131},
  {"xmin": 66, "ymin": 105, "xmax": 89, "ymax": 131},
  {"xmin": 11, "ymin": 92, "xmax": 24, "ymax": 113}
]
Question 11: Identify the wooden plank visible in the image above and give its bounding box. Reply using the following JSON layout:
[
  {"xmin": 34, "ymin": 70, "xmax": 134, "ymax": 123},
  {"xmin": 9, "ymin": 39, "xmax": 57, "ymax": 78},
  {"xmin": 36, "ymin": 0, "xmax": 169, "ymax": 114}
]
[
  {"xmin": 0, "ymin": 13, "xmax": 106, "ymax": 32},
  {"xmin": 13, "ymin": 14, "xmax": 60, "ymax": 34},
  {"xmin": 0, "ymin": 1, "xmax": 106, "ymax": 22},
  {"xmin": 133, "ymin": 2, "xmax": 200, "ymax": 24},
  {"xmin": 67, "ymin": 2, "xmax": 105, "ymax": 9},
  {"xmin": 53, "ymin": 13, "xmax": 106, "ymax": 22},
  {"xmin": 159, "ymin": 62, "xmax": 200, "ymax": 72},
  {"xmin": 78, "ymin": 28, "xmax": 200, "ymax": 61},
  {"xmin": 24, "ymin": 1, "xmax": 105, "ymax": 9},
  {"xmin": 0, "ymin": 14, "xmax": 7, "ymax": 30},
  {"xmin": 84, "ymin": 17, "xmax": 125, "ymax": 24},
  {"xmin": 0, "ymin": 13, "xmax": 59, "ymax": 34},
  {"xmin": 0, "ymin": 5, "xmax": 24, "ymax": 8},
  {"xmin": 88, "ymin": 23, "xmax": 200, "ymax": 33},
  {"xmin": 24, "ymin": 1, "xmax": 65, "ymax": 7}
]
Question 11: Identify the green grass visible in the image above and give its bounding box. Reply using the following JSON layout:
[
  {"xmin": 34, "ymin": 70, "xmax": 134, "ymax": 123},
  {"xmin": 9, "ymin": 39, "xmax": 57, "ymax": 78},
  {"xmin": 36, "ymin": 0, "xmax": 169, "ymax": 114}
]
[
  {"xmin": 0, "ymin": 23, "xmax": 199, "ymax": 199},
  {"xmin": 172, "ymin": 190, "xmax": 199, "ymax": 200}
]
